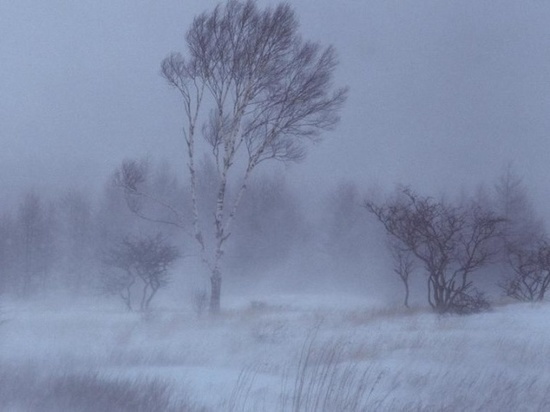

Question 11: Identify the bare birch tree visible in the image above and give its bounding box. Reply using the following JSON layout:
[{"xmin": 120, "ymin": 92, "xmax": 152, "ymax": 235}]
[{"xmin": 158, "ymin": 0, "xmax": 347, "ymax": 313}]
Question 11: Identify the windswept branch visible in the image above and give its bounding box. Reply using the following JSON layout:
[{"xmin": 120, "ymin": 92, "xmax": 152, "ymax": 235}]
[{"xmin": 114, "ymin": 160, "xmax": 189, "ymax": 233}]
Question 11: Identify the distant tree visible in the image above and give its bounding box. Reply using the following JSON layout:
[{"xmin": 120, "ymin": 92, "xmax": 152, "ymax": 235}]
[
  {"xmin": 491, "ymin": 166, "xmax": 549, "ymax": 301},
  {"xmin": 57, "ymin": 189, "xmax": 95, "ymax": 293},
  {"xmin": 0, "ymin": 212, "xmax": 17, "ymax": 293},
  {"xmin": 321, "ymin": 182, "xmax": 370, "ymax": 259},
  {"xmin": 97, "ymin": 175, "xmax": 147, "ymax": 253},
  {"xmin": 102, "ymin": 233, "xmax": 180, "ymax": 311},
  {"xmin": 229, "ymin": 174, "xmax": 305, "ymax": 275},
  {"xmin": 366, "ymin": 188, "xmax": 503, "ymax": 314},
  {"xmin": 493, "ymin": 165, "xmax": 544, "ymax": 255},
  {"xmin": 114, "ymin": 159, "xmax": 190, "ymax": 233},
  {"xmin": 388, "ymin": 239, "xmax": 414, "ymax": 308},
  {"xmin": 119, "ymin": 0, "xmax": 347, "ymax": 313},
  {"xmin": 16, "ymin": 191, "xmax": 57, "ymax": 295},
  {"xmin": 17, "ymin": 192, "xmax": 41, "ymax": 294}
]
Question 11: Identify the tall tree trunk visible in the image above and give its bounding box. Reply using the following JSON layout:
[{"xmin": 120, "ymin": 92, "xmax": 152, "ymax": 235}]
[
  {"xmin": 209, "ymin": 269, "xmax": 222, "ymax": 314},
  {"xmin": 403, "ymin": 279, "xmax": 410, "ymax": 308}
]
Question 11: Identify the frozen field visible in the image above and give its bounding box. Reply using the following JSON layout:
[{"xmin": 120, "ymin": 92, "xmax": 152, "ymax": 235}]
[{"xmin": 1, "ymin": 294, "xmax": 549, "ymax": 411}]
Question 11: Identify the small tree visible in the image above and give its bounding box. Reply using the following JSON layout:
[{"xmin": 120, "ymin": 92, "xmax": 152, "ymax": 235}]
[
  {"xmin": 388, "ymin": 240, "xmax": 414, "ymax": 308},
  {"xmin": 494, "ymin": 165, "xmax": 544, "ymax": 256},
  {"xmin": 102, "ymin": 233, "xmax": 180, "ymax": 311},
  {"xmin": 16, "ymin": 191, "xmax": 57, "ymax": 296},
  {"xmin": 120, "ymin": 0, "xmax": 347, "ymax": 314},
  {"xmin": 501, "ymin": 240, "xmax": 550, "ymax": 302},
  {"xmin": 0, "ymin": 212, "xmax": 17, "ymax": 294},
  {"xmin": 491, "ymin": 165, "xmax": 549, "ymax": 301},
  {"xmin": 322, "ymin": 182, "xmax": 370, "ymax": 260},
  {"xmin": 57, "ymin": 189, "xmax": 95, "ymax": 293},
  {"xmin": 366, "ymin": 188, "xmax": 502, "ymax": 314}
]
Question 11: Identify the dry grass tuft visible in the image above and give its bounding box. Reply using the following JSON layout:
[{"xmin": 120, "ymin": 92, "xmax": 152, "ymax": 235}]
[{"xmin": 0, "ymin": 364, "xmax": 206, "ymax": 412}]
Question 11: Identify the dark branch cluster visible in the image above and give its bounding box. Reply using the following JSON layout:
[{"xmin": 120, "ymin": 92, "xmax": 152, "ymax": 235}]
[
  {"xmin": 502, "ymin": 241, "xmax": 550, "ymax": 302},
  {"xmin": 161, "ymin": 0, "xmax": 347, "ymax": 169},
  {"xmin": 114, "ymin": 160, "xmax": 187, "ymax": 230},
  {"xmin": 366, "ymin": 189, "xmax": 503, "ymax": 314},
  {"xmin": 102, "ymin": 233, "xmax": 180, "ymax": 311}
]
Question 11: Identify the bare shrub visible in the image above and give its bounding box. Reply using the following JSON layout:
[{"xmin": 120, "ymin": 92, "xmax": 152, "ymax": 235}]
[
  {"xmin": 366, "ymin": 188, "xmax": 503, "ymax": 314},
  {"xmin": 449, "ymin": 289, "xmax": 491, "ymax": 315},
  {"xmin": 102, "ymin": 233, "xmax": 180, "ymax": 312},
  {"xmin": 501, "ymin": 241, "xmax": 550, "ymax": 302}
]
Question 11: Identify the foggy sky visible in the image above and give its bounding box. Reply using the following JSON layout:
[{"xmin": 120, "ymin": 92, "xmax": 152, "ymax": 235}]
[{"xmin": 2, "ymin": 0, "xmax": 550, "ymax": 214}]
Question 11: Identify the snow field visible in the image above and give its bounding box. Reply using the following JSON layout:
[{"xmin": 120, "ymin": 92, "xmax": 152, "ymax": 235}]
[{"xmin": 1, "ymin": 295, "xmax": 549, "ymax": 411}]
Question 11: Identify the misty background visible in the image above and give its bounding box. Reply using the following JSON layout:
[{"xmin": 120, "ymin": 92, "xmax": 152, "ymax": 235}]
[
  {"xmin": 3, "ymin": 0, "xmax": 550, "ymax": 203},
  {"xmin": 3, "ymin": 3, "xmax": 550, "ymax": 410},
  {"xmin": 1, "ymin": 0, "xmax": 550, "ymax": 304}
]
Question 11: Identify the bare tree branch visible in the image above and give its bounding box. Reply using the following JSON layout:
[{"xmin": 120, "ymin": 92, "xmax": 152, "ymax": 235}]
[
  {"xmin": 501, "ymin": 240, "xmax": 550, "ymax": 301},
  {"xmin": 113, "ymin": 160, "xmax": 190, "ymax": 233}
]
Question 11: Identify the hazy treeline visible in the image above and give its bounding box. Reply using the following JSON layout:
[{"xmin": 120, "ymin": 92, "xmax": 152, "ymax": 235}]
[
  {"xmin": 0, "ymin": 158, "xmax": 546, "ymax": 310},
  {"xmin": 0, "ymin": 160, "xmax": 312, "ymax": 299}
]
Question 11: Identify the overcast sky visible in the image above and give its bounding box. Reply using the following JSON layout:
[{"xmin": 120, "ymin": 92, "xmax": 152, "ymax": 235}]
[{"xmin": 2, "ymin": 0, "xmax": 550, "ymax": 213}]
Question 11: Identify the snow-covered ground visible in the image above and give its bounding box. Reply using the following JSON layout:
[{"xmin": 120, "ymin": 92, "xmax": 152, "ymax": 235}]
[{"xmin": 1, "ymin": 293, "xmax": 549, "ymax": 411}]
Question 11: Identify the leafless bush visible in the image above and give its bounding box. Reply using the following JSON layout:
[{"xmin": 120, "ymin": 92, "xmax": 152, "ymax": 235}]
[
  {"xmin": 502, "ymin": 241, "xmax": 550, "ymax": 301},
  {"xmin": 366, "ymin": 188, "xmax": 503, "ymax": 314},
  {"xmin": 102, "ymin": 233, "xmax": 180, "ymax": 312},
  {"xmin": 449, "ymin": 289, "xmax": 491, "ymax": 315}
]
